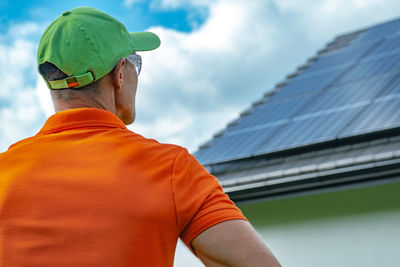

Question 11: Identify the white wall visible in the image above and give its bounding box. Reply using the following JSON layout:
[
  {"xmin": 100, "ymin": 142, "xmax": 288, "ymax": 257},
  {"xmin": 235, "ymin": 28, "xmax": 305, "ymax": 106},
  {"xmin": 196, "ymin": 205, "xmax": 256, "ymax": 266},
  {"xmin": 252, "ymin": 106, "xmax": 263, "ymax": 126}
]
[
  {"xmin": 173, "ymin": 181, "xmax": 400, "ymax": 266},
  {"xmin": 258, "ymin": 209, "xmax": 400, "ymax": 267},
  {"xmin": 174, "ymin": 209, "xmax": 400, "ymax": 267},
  {"xmin": 174, "ymin": 239, "xmax": 203, "ymax": 267}
]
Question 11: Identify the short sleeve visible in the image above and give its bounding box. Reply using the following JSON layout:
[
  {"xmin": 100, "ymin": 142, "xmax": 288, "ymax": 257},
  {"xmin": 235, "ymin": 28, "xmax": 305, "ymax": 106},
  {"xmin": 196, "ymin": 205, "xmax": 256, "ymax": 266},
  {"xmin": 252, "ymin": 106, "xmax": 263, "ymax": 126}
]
[{"xmin": 171, "ymin": 148, "xmax": 247, "ymax": 252}]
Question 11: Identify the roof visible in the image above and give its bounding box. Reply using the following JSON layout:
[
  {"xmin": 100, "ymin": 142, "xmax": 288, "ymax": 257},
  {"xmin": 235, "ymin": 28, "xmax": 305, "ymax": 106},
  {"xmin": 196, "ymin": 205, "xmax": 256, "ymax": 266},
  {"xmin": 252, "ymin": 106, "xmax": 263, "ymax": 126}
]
[
  {"xmin": 218, "ymin": 135, "xmax": 400, "ymax": 202},
  {"xmin": 194, "ymin": 17, "xmax": 400, "ymax": 202}
]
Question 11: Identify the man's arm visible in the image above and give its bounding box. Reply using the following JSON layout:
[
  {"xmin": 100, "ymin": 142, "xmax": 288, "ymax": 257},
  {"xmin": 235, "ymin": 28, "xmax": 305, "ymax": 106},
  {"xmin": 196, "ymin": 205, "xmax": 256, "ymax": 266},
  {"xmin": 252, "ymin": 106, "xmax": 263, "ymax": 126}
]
[{"xmin": 191, "ymin": 220, "xmax": 281, "ymax": 267}]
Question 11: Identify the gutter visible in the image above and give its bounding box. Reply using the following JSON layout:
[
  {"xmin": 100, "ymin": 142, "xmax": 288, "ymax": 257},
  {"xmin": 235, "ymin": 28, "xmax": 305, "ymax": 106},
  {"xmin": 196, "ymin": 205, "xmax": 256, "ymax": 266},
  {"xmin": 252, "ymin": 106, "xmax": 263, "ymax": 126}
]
[{"xmin": 221, "ymin": 150, "xmax": 400, "ymax": 202}]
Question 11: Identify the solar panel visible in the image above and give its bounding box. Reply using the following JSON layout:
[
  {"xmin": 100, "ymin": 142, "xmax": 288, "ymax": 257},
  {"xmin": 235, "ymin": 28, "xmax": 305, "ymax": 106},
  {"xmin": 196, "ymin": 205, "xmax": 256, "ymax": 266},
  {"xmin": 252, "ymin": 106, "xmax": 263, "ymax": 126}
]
[
  {"xmin": 354, "ymin": 18, "xmax": 400, "ymax": 42},
  {"xmin": 339, "ymin": 74, "xmax": 400, "ymax": 137},
  {"xmin": 339, "ymin": 96, "xmax": 400, "ymax": 137},
  {"xmin": 195, "ymin": 124, "xmax": 284, "ymax": 163},
  {"xmin": 195, "ymin": 18, "xmax": 400, "ymax": 165},
  {"xmin": 298, "ymin": 73, "xmax": 397, "ymax": 114},
  {"xmin": 227, "ymin": 93, "xmax": 317, "ymax": 133},
  {"xmin": 303, "ymin": 41, "xmax": 376, "ymax": 73},
  {"xmin": 267, "ymin": 65, "xmax": 347, "ymax": 102},
  {"xmin": 370, "ymin": 35, "xmax": 400, "ymax": 55},
  {"xmin": 379, "ymin": 75, "xmax": 400, "ymax": 97},
  {"xmin": 254, "ymin": 105, "xmax": 365, "ymax": 155},
  {"xmin": 335, "ymin": 52, "xmax": 400, "ymax": 84}
]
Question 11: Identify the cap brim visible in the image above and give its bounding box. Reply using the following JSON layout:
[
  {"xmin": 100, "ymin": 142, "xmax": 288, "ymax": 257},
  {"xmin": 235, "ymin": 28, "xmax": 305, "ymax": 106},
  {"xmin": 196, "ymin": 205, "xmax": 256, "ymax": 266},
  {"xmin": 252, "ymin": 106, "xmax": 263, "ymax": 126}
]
[{"xmin": 130, "ymin": 32, "xmax": 161, "ymax": 51}]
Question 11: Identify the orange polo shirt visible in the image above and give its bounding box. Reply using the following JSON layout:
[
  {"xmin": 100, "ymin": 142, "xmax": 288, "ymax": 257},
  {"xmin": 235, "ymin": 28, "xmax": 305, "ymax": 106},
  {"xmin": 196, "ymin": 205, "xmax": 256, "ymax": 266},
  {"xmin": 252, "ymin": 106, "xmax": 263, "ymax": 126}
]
[{"xmin": 0, "ymin": 108, "xmax": 246, "ymax": 266}]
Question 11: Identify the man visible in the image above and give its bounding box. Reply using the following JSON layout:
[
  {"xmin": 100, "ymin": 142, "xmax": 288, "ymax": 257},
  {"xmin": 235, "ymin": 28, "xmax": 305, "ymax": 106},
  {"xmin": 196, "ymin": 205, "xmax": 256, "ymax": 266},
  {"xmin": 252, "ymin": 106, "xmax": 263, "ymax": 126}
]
[{"xmin": 0, "ymin": 7, "xmax": 281, "ymax": 267}]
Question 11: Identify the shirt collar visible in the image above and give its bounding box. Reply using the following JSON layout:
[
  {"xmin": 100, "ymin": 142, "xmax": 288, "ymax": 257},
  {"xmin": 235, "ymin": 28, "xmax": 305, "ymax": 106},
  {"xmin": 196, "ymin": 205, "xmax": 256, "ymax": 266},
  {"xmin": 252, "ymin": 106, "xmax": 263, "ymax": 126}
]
[{"xmin": 37, "ymin": 108, "xmax": 127, "ymax": 135}]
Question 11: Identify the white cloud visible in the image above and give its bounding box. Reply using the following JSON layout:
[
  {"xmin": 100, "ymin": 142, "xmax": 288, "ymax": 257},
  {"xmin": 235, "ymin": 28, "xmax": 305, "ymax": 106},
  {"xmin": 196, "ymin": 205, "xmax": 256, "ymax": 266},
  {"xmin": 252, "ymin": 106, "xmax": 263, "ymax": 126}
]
[
  {"xmin": 131, "ymin": 0, "xmax": 280, "ymax": 151},
  {"xmin": 0, "ymin": 39, "xmax": 35, "ymax": 97},
  {"xmin": 6, "ymin": 22, "xmax": 42, "ymax": 40},
  {"xmin": 122, "ymin": 0, "xmax": 142, "ymax": 8},
  {"xmin": 273, "ymin": 0, "xmax": 400, "ymax": 41},
  {"xmin": 146, "ymin": 0, "xmax": 211, "ymax": 10},
  {"xmin": 0, "ymin": 22, "xmax": 46, "ymax": 152},
  {"xmin": 0, "ymin": 89, "xmax": 45, "ymax": 152},
  {"xmin": 35, "ymin": 76, "xmax": 54, "ymax": 116}
]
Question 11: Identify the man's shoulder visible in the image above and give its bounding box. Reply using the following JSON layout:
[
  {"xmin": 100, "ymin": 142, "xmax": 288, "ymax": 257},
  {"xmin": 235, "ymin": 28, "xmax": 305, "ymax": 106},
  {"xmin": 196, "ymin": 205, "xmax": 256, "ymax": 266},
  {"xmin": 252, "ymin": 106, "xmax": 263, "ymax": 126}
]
[
  {"xmin": 119, "ymin": 129, "xmax": 187, "ymax": 158},
  {"xmin": 3, "ymin": 135, "xmax": 37, "ymax": 153}
]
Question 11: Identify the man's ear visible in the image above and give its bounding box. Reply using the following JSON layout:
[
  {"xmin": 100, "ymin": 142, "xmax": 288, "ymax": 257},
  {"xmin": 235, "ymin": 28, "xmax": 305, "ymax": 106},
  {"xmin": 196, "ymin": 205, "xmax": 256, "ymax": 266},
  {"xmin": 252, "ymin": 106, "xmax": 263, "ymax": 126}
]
[{"xmin": 111, "ymin": 58, "xmax": 126, "ymax": 90}]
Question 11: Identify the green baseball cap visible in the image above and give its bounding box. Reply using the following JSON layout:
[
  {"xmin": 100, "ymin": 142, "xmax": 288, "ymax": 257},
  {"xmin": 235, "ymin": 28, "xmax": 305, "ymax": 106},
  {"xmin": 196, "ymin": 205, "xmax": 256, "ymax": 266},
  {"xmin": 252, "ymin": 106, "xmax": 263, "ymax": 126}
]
[{"xmin": 37, "ymin": 7, "xmax": 161, "ymax": 90}]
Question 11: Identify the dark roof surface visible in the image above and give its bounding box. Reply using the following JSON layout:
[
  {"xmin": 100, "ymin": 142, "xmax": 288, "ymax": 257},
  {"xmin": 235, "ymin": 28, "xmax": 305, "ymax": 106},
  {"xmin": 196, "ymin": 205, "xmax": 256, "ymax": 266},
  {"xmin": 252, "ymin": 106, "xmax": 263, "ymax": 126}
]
[
  {"xmin": 218, "ymin": 135, "xmax": 400, "ymax": 202},
  {"xmin": 194, "ymin": 17, "xmax": 400, "ymax": 167}
]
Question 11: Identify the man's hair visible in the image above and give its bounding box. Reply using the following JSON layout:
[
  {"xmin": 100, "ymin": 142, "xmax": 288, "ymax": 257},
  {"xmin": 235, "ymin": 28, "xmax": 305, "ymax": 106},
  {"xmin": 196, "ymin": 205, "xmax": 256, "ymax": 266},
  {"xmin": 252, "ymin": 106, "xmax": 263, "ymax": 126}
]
[{"xmin": 39, "ymin": 62, "xmax": 102, "ymax": 101}]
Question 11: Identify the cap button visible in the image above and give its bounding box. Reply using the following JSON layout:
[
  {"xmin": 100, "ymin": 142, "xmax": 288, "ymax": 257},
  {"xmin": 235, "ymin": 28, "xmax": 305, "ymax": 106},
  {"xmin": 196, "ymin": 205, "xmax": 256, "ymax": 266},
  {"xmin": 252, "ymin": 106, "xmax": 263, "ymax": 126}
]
[{"xmin": 62, "ymin": 11, "xmax": 71, "ymax": 16}]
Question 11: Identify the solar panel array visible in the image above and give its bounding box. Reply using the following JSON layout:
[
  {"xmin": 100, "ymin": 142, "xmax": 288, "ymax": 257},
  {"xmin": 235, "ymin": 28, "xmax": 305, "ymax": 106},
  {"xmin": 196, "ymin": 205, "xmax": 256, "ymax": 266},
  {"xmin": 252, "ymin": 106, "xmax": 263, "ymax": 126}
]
[{"xmin": 195, "ymin": 18, "xmax": 400, "ymax": 165}]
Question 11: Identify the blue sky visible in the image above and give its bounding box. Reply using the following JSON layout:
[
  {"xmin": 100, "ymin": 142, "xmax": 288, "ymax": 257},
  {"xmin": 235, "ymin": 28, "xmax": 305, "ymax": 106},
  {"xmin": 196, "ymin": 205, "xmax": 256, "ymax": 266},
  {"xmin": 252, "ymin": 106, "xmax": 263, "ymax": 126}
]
[
  {"xmin": 1, "ymin": 0, "xmax": 400, "ymax": 265},
  {"xmin": 0, "ymin": 0, "xmax": 208, "ymax": 33},
  {"xmin": 1, "ymin": 0, "xmax": 400, "ymax": 154}
]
